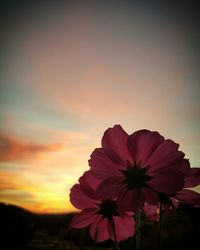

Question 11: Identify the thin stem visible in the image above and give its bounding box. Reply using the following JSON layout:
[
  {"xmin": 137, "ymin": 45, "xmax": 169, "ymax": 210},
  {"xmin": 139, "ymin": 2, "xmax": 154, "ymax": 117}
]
[
  {"xmin": 158, "ymin": 201, "xmax": 163, "ymax": 250},
  {"xmin": 136, "ymin": 208, "xmax": 141, "ymax": 250},
  {"xmin": 110, "ymin": 217, "xmax": 120, "ymax": 250},
  {"xmin": 136, "ymin": 189, "xmax": 141, "ymax": 250},
  {"xmin": 92, "ymin": 227, "xmax": 98, "ymax": 250}
]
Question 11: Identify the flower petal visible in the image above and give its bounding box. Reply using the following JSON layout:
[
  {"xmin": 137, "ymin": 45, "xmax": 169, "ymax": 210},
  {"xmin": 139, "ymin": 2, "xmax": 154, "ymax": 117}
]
[
  {"xmin": 78, "ymin": 171, "xmax": 100, "ymax": 200},
  {"xmin": 141, "ymin": 187, "xmax": 159, "ymax": 205},
  {"xmin": 70, "ymin": 184, "xmax": 97, "ymax": 210},
  {"xmin": 79, "ymin": 170, "xmax": 101, "ymax": 191},
  {"xmin": 108, "ymin": 215, "xmax": 135, "ymax": 242},
  {"xmin": 174, "ymin": 189, "xmax": 200, "ymax": 206},
  {"xmin": 180, "ymin": 159, "xmax": 191, "ymax": 176},
  {"xmin": 144, "ymin": 203, "xmax": 159, "ymax": 222},
  {"xmin": 148, "ymin": 171, "xmax": 184, "ymax": 194},
  {"xmin": 89, "ymin": 148, "xmax": 123, "ymax": 179},
  {"xmin": 117, "ymin": 188, "xmax": 139, "ymax": 212},
  {"xmin": 117, "ymin": 187, "xmax": 158, "ymax": 212},
  {"xmin": 184, "ymin": 168, "xmax": 200, "ymax": 188},
  {"xmin": 97, "ymin": 176, "xmax": 123, "ymax": 200},
  {"xmin": 128, "ymin": 130, "xmax": 164, "ymax": 165},
  {"xmin": 101, "ymin": 125, "xmax": 132, "ymax": 163},
  {"xmin": 70, "ymin": 208, "xmax": 99, "ymax": 229},
  {"xmin": 146, "ymin": 139, "xmax": 185, "ymax": 173},
  {"xmin": 90, "ymin": 217, "xmax": 110, "ymax": 242}
]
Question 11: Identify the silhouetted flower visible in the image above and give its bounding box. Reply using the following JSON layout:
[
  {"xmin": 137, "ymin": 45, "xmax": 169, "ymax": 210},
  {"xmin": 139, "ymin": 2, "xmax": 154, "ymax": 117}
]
[
  {"xmin": 144, "ymin": 160, "xmax": 200, "ymax": 221},
  {"xmin": 173, "ymin": 160, "xmax": 200, "ymax": 206},
  {"xmin": 89, "ymin": 125, "xmax": 186, "ymax": 211},
  {"xmin": 69, "ymin": 171, "xmax": 135, "ymax": 242}
]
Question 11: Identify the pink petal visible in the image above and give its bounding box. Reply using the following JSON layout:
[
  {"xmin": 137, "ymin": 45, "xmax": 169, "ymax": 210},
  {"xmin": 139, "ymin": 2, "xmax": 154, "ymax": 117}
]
[
  {"xmin": 128, "ymin": 130, "xmax": 164, "ymax": 165},
  {"xmin": 79, "ymin": 184, "xmax": 97, "ymax": 201},
  {"xmin": 146, "ymin": 139, "xmax": 185, "ymax": 173},
  {"xmin": 117, "ymin": 188, "xmax": 139, "ymax": 212},
  {"xmin": 70, "ymin": 184, "xmax": 97, "ymax": 210},
  {"xmin": 148, "ymin": 171, "xmax": 184, "ymax": 194},
  {"xmin": 117, "ymin": 187, "xmax": 158, "ymax": 212},
  {"xmin": 144, "ymin": 203, "xmax": 159, "ymax": 222},
  {"xmin": 180, "ymin": 159, "xmax": 191, "ymax": 176},
  {"xmin": 78, "ymin": 171, "xmax": 100, "ymax": 200},
  {"xmin": 89, "ymin": 148, "xmax": 124, "ymax": 179},
  {"xmin": 101, "ymin": 125, "xmax": 132, "ymax": 163},
  {"xmin": 79, "ymin": 170, "xmax": 101, "ymax": 191},
  {"xmin": 89, "ymin": 215, "xmax": 101, "ymax": 240},
  {"xmin": 90, "ymin": 217, "xmax": 110, "ymax": 242},
  {"xmin": 141, "ymin": 187, "xmax": 159, "ymax": 205},
  {"xmin": 174, "ymin": 189, "xmax": 200, "ymax": 206},
  {"xmin": 184, "ymin": 168, "xmax": 200, "ymax": 188},
  {"xmin": 69, "ymin": 208, "xmax": 99, "ymax": 229},
  {"xmin": 97, "ymin": 176, "xmax": 123, "ymax": 200},
  {"xmin": 108, "ymin": 215, "xmax": 136, "ymax": 242}
]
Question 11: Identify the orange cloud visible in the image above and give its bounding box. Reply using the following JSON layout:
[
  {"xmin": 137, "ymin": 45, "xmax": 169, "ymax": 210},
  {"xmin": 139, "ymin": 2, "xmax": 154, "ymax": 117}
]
[{"xmin": 0, "ymin": 133, "xmax": 63, "ymax": 162}]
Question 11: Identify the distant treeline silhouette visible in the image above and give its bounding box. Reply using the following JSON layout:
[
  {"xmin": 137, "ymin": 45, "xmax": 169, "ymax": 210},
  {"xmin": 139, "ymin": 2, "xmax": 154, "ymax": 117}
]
[{"xmin": 0, "ymin": 202, "xmax": 199, "ymax": 250}]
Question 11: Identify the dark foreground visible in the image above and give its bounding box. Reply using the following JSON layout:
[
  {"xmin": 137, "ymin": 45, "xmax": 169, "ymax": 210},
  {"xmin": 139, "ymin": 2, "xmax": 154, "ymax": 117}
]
[{"xmin": 0, "ymin": 202, "xmax": 199, "ymax": 250}]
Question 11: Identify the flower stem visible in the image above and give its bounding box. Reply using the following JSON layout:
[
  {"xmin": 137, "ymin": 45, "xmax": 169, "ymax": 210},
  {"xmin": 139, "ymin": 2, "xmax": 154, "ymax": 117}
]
[
  {"xmin": 136, "ymin": 208, "xmax": 141, "ymax": 250},
  {"xmin": 110, "ymin": 217, "xmax": 120, "ymax": 250},
  {"xmin": 136, "ymin": 189, "xmax": 141, "ymax": 250},
  {"xmin": 158, "ymin": 200, "xmax": 163, "ymax": 250},
  {"xmin": 92, "ymin": 227, "xmax": 98, "ymax": 250}
]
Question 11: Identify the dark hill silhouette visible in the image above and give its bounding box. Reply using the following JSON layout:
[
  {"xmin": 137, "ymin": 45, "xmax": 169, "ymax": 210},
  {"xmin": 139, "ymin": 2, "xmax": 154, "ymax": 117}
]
[
  {"xmin": 0, "ymin": 202, "xmax": 76, "ymax": 250},
  {"xmin": 0, "ymin": 202, "xmax": 199, "ymax": 250}
]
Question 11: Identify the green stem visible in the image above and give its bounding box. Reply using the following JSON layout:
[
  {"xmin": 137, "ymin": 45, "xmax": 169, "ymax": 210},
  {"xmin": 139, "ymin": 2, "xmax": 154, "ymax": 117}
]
[
  {"xmin": 110, "ymin": 217, "xmax": 120, "ymax": 250},
  {"xmin": 158, "ymin": 201, "xmax": 163, "ymax": 250},
  {"xmin": 136, "ymin": 189, "xmax": 141, "ymax": 250}
]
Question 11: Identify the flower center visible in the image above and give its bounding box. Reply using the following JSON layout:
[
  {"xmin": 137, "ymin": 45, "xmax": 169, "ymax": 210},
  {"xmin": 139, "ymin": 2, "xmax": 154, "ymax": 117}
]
[
  {"xmin": 98, "ymin": 199, "xmax": 118, "ymax": 220},
  {"xmin": 121, "ymin": 165, "xmax": 153, "ymax": 190}
]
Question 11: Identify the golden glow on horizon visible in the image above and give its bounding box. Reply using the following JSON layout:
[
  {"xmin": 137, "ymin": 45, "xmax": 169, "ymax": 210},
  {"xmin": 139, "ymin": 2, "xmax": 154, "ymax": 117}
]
[
  {"xmin": 0, "ymin": 131, "xmax": 92, "ymax": 213},
  {"xmin": 1, "ymin": 127, "xmax": 200, "ymax": 213}
]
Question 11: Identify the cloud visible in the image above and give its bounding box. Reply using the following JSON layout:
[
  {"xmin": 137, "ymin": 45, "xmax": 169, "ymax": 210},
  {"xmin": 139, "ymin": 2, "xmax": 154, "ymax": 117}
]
[
  {"xmin": 0, "ymin": 189, "xmax": 35, "ymax": 203},
  {"xmin": 0, "ymin": 128, "xmax": 92, "ymax": 213},
  {"xmin": 0, "ymin": 133, "xmax": 63, "ymax": 162}
]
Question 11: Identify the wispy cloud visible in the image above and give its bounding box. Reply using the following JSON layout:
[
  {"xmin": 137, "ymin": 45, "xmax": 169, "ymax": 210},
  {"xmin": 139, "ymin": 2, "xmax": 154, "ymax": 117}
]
[
  {"xmin": 0, "ymin": 189, "xmax": 36, "ymax": 204},
  {"xmin": 0, "ymin": 133, "xmax": 63, "ymax": 162},
  {"xmin": 0, "ymin": 129, "xmax": 92, "ymax": 213}
]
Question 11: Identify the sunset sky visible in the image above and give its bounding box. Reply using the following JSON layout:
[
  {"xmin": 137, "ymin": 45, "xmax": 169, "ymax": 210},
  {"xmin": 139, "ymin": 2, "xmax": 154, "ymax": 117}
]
[{"xmin": 0, "ymin": 1, "xmax": 199, "ymax": 213}]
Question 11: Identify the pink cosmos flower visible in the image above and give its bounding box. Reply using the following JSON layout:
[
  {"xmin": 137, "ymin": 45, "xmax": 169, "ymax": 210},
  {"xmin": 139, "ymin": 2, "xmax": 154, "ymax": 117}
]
[
  {"xmin": 173, "ymin": 160, "xmax": 200, "ymax": 206},
  {"xmin": 69, "ymin": 171, "xmax": 135, "ymax": 243},
  {"xmin": 144, "ymin": 198, "xmax": 179, "ymax": 222},
  {"xmin": 144, "ymin": 161, "xmax": 200, "ymax": 221},
  {"xmin": 89, "ymin": 125, "xmax": 186, "ymax": 211}
]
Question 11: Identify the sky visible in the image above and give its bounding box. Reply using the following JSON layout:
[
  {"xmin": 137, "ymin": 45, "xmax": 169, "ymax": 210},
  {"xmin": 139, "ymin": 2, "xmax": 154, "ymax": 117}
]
[{"xmin": 0, "ymin": 1, "xmax": 200, "ymax": 213}]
